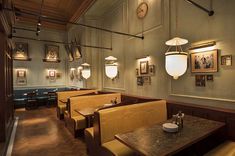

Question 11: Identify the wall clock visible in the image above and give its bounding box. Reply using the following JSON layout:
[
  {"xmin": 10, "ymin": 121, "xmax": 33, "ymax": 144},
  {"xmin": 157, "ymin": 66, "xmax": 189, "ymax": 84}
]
[{"xmin": 136, "ymin": 2, "xmax": 148, "ymax": 19}]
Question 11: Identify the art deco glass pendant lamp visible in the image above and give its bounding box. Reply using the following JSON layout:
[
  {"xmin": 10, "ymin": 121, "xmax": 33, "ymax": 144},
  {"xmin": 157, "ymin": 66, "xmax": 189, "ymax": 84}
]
[
  {"xmin": 165, "ymin": 37, "xmax": 188, "ymax": 80},
  {"xmin": 81, "ymin": 63, "xmax": 91, "ymax": 79},
  {"xmin": 105, "ymin": 56, "xmax": 118, "ymax": 79}
]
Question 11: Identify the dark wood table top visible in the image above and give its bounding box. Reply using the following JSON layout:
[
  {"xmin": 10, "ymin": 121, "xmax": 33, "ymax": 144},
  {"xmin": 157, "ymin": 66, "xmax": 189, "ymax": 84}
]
[
  {"xmin": 74, "ymin": 108, "xmax": 98, "ymax": 117},
  {"xmin": 115, "ymin": 115, "xmax": 225, "ymax": 156}
]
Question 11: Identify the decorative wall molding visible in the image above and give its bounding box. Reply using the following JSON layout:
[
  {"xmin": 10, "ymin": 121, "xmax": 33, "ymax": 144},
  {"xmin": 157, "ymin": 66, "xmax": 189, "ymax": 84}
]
[{"xmin": 170, "ymin": 93, "xmax": 235, "ymax": 103}]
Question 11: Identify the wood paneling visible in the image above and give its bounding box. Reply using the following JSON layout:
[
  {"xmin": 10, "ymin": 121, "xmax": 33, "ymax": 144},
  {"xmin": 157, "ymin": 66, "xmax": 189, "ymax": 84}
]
[
  {"xmin": 0, "ymin": 5, "xmax": 14, "ymax": 155},
  {"xmin": 13, "ymin": 0, "xmax": 95, "ymax": 30}
]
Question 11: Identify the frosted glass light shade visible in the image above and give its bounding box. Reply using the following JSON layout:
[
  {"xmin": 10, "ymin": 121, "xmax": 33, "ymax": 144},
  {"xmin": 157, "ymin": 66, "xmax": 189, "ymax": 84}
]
[
  {"xmin": 165, "ymin": 52, "xmax": 187, "ymax": 79},
  {"xmin": 81, "ymin": 69, "xmax": 91, "ymax": 79},
  {"xmin": 105, "ymin": 65, "xmax": 118, "ymax": 79}
]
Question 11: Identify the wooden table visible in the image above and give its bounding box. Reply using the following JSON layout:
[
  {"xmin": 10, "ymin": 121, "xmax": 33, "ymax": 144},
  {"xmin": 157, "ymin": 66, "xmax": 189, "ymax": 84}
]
[
  {"xmin": 115, "ymin": 115, "xmax": 225, "ymax": 156},
  {"xmin": 74, "ymin": 108, "xmax": 98, "ymax": 127}
]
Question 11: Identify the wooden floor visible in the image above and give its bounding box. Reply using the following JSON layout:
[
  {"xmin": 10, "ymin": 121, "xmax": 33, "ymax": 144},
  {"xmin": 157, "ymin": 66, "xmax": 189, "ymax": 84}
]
[{"xmin": 12, "ymin": 107, "xmax": 88, "ymax": 156}]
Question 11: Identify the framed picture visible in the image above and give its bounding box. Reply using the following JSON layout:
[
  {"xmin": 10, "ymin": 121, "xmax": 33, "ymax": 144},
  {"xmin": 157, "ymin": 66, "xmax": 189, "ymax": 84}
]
[
  {"xmin": 143, "ymin": 76, "xmax": 151, "ymax": 84},
  {"xmin": 221, "ymin": 55, "xmax": 232, "ymax": 66},
  {"xmin": 16, "ymin": 69, "xmax": 27, "ymax": 85},
  {"xmin": 137, "ymin": 76, "xmax": 144, "ymax": 86},
  {"xmin": 13, "ymin": 42, "xmax": 29, "ymax": 60},
  {"xmin": 195, "ymin": 75, "xmax": 206, "ymax": 87},
  {"xmin": 48, "ymin": 69, "xmax": 56, "ymax": 81},
  {"xmin": 191, "ymin": 50, "xmax": 218, "ymax": 73},
  {"xmin": 45, "ymin": 45, "xmax": 60, "ymax": 61},
  {"xmin": 136, "ymin": 68, "xmax": 139, "ymax": 76},
  {"xmin": 206, "ymin": 75, "xmax": 213, "ymax": 81},
  {"xmin": 17, "ymin": 69, "xmax": 26, "ymax": 78},
  {"xmin": 149, "ymin": 65, "xmax": 155, "ymax": 75},
  {"xmin": 140, "ymin": 61, "xmax": 148, "ymax": 74}
]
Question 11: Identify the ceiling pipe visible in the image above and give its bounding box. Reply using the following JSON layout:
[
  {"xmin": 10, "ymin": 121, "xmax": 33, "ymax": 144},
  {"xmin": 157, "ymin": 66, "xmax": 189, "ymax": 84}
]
[
  {"xmin": 9, "ymin": 35, "xmax": 112, "ymax": 50},
  {"xmin": 1, "ymin": 5, "xmax": 144, "ymax": 40},
  {"xmin": 184, "ymin": 0, "xmax": 214, "ymax": 16}
]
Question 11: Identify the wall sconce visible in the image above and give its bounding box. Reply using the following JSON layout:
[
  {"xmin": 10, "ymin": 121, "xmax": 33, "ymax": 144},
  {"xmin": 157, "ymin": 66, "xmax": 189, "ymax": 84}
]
[
  {"xmin": 105, "ymin": 56, "xmax": 118, "ymax": 79},
  {"xmin": 81, "ymin": 63, "xmax": 91, "ymax": 79},
  {"xmin": 165, "ymin": 37, "xmax": 188, "ymax": 80},
  {"xmin": 189, "ymin": 41, "xmax": 216, "ymax": 52},
  {"xmin": 136, "ymin": 55, "xmax": 150, "ymax": 62}
]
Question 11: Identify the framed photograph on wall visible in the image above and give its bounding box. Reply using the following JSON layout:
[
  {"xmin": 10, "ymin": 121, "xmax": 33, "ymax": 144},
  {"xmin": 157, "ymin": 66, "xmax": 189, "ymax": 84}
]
[
  {"xmin": 191, "ymin": 50, "xmax": 218, "ymax": 73},
  {"xmin": 137, "ymin": 76, "xmax": 144, "ymax": 86},
  {"xmin": 16, "ymin": 69, "xmax": 27, "ymax": 85},
  {"xmin": 13, "ymin": 42, "xmax": 30, "ymax": 60},
  {"xmin": 44, "ymin": 44, "xmax": 60, "ymax": 62},
  {"xmin": 149, "ymin": 65, "xmax": 155, "ymax": 75},
  {"xmin": 140, "ymin": 61, "xmax": 148, "ymax": 74},
  {"xmin": 221, "ymin": 55, "xmax": 232, "ymax": 66},
  {"xmin": 195, "ymin": 75, "xmax": 206, "ymax": 87},
  {"xmin": 48, "ymin": 69, "xmax": 56, "ymax": 81}
]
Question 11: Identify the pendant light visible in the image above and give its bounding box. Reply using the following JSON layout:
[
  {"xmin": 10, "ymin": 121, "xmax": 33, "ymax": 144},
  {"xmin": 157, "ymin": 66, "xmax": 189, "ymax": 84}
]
[
  {"xmin": 105, "ymin": 56, "xmax": 118, "ymax": 79},
  {"xmin": 165, "ymin": 0, "xmax": 188, "ymax": 80},
  {"xmin": 81, "ymin": 63, "xmax": 91, "ymax": 79}
]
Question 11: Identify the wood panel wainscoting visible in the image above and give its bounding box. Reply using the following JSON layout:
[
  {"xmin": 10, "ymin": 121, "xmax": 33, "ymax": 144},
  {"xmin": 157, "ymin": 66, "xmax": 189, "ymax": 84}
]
[
  {"xmin": 0, "ymin": 1, "xmax": 15, "ymax": 156},
  {"xmin": 167, "ymin": 101, "xmax": 235, "ymax": 154}
]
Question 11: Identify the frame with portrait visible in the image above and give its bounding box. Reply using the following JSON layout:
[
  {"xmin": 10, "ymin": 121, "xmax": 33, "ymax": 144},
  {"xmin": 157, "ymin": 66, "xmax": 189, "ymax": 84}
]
[
  {"xmin": 191, "ymin": 50, "xmax": 218, "ymax": 73},
  {"xmin": 140, "ymin": 61, "xmax": 149, "ymax": 74}
]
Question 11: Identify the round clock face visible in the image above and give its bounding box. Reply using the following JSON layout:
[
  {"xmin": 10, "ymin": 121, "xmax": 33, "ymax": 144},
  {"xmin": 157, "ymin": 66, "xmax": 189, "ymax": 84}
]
[{"xmin": 136, "ymin": 2, "xmax": 148, "ymax": 19}]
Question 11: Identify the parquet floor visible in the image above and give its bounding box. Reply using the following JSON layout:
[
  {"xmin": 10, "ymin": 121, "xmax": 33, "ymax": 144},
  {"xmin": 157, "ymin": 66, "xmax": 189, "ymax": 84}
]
[{"xmin": 12, "ymin": 107, "xmax": 88, "ymax": 156}]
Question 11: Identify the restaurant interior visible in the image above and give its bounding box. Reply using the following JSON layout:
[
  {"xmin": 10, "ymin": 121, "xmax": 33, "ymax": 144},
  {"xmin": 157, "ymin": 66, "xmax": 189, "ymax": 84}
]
[{"xmin": 0, "ymin": 0, "xmax": 235, "ymax": 156}]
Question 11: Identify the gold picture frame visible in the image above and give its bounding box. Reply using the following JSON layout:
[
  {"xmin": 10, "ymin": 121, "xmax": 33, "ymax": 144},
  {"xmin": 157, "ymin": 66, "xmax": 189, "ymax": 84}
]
[{"xmin": 191, "ymin": 50, "xmax": 218, "ymax": 73}]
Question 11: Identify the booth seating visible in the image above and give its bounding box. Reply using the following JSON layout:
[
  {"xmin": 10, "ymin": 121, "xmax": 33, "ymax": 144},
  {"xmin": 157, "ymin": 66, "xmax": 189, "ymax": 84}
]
[
  {"xmin": 85, "ymin": 99, "xmax": 167, "ymax": 156},
  {"xmin": 204, "ymin": 141, "xmax": 235, "ymax": 156},
  {"xmin": 13, "ymin": 87, "xmax": 70, "ymax": 109},
  {"xmin": 64, "ymin": 92, "xmax": 121, "ymax": 137},
  {"xmin": 56, "ymin": 89, "xmax": 97, "ymax": 120}
]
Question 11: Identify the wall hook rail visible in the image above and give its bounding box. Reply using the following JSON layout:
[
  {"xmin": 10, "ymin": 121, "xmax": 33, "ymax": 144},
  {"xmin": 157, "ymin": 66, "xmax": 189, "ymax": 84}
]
[{"xmin": 184, "ymin": 0, "xmax": 214, "ymax": 16}]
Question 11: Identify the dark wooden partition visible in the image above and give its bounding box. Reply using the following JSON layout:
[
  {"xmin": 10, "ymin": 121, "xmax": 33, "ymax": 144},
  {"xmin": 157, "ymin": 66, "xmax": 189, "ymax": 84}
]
[
  {"xmin": 167, "ymin": 101, "xmax": 235, "ymax": 141},
  {"xmin": 0, "ymin": 1, "xmax": 15, "ymax": 155}
]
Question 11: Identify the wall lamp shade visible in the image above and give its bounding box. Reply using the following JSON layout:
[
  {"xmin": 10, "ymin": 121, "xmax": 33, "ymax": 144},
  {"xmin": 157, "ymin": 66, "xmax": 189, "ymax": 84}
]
[
  {"xmin": 105, "ymin": 56, "xmax": 118, "ymax": 79},
  {"xmin": 165, "ymin": 37, "xmax": 188, "ymax": 79},
  {"xmin": 81, "ymin": 63, "xmax": 91, "ymax": 79}
]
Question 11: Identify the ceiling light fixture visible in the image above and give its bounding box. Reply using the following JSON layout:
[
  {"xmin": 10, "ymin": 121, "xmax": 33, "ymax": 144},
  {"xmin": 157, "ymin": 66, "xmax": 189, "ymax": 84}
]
[
  {"xmin": 165, "ymin": 0, "xmax": 189, "ymax": 80},
  {"xmin": 105, "ymin": 56, "xmax": 118, "ymax": 79},
  {"xmin": 81, "ymin": 63, "xmax": 91, "ymax": 79}
]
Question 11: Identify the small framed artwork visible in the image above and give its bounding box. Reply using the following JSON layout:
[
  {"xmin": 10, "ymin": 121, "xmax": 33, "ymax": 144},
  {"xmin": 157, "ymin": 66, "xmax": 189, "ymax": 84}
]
[
  {"xmin": 137, "ymin": 76, "xmax": 144, "ymax": 86},
  {"xmin": 221, "ymin": 55, "xmax": 232, "ymax": 66},
  {"xmin": 206, "ymin": 75, "xmax": 213, "ymax": 81},
  {"xmin": 136, "ymin": 68, "xmax": 139, "ymax": 76},
  {"xmin": 48, "ymin": 69, "xmax": 56, "ymax": 81},
  {"xmin": 45, "ymin": 44, "xmax": 60, "ymax": 62},
  {"xmin": 140, "ymin": 61, "xmax": 148, "ymax": 74},
  {"xmin": 195, "ymin": 75, "xmax": 206, "ymax": 87},
  {"xmin": 143, "ymin": 76, "xmax": 151, "ymax": 84},
  {"xmin": 13, "ymin": 42, "xmax": 29, "ymax": 60},
  {"xmin": 16, "ymin": 69, "xmax": 27, "ymax": 85},
  {"xmin": 149, "ymin": 65, "xmax": 155, "ymax": 75},
  {"xmin": 191, "ymin": 50, "xmax": 218, "ymax": 73}
]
